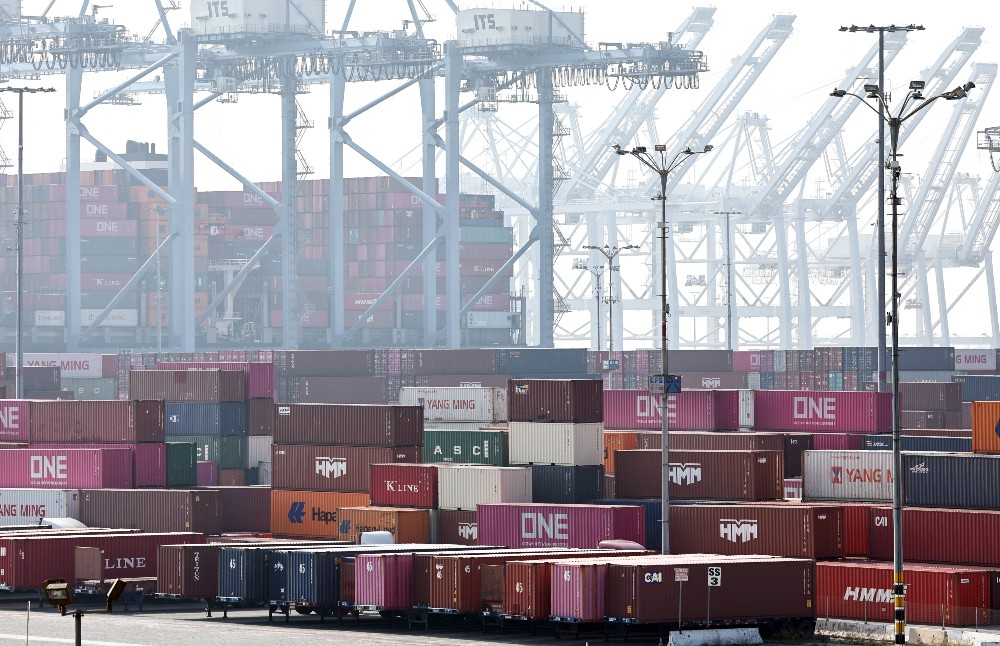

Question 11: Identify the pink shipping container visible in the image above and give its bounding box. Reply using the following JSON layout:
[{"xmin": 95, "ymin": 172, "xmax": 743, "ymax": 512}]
[
  {"xmin": 550, "ymin": 560, "xmax": 607, "ymax": 621},
  {"xmin": 156, "ymin": 362, "xmax": 274, "ymax": 399},
  {"xmin": 752, "ymin": 390, "xmax": 891, "ymax": 433},
  {"xmin": 477, "ymin": 503, "xmax": 644, "ymax": 549},
  {"xmin": 79, "ymin": 219, "xmax": 137, "ymax": 237},
  {"xmin": 273, "ymin": 403, "xmax": 422, "ymax": 447},
  {"xmin": 0, "ymin": 448, "xmax": 133, "ymax": 488},
  {"xmin": 369, "ymin": 463, "xmax": 438, "ymax": 508},
  {"xmin": 80, "ymin": 202, "xmax": 128, "ymax": 219},
  {"xmin": 0, "ymin": 400, "xmax": 29, "ymax": 441},
  {"xmin": 603, "ymin": 390, "xmax": 743, "ymax": 431},
  {"xmin": 733, "ymin": 351, "xmax": 763, "ymax": 373},
  {"xmin": 27, "ymin": 400, "xmax": 165, "ymax": 443},
  {"xmin": 197, "ymin": 460, "xmax": 218, "ymax": 486},
  {"xmin": 79, "ymin": 185, "xmax": 120, "ymax": 202},
  {"xmin": 31, "ymin": 443, "xmax": 166, "ymax": 488},
  {"xmin": 811, "ymin": 433, "xmax": 864, "ymax": 450},
  {"xmin": 354, "ymin": 553, "xmax": 415, "ymax": 610},
  {"xmin": 0, "ymin": 531, "xmax": 204, "ymax": 590}
]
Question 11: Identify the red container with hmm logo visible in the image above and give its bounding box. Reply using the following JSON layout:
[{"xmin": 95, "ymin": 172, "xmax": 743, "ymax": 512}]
[
  {"xmin": 615, "ymin": 449, "xmax": 784, "ymax": 501},
  {"xmin": 437, "ymin": 509, "xmax": 478, "ymax": 545},
  {"xmin": 0, "ymin": 448, "xmax": 133, "ymax": 488},
  {"xmin": 369, "ymin": 463, "xmax": 438, "ymax": 508},
  {"xmin": 752, "ymin": 390, "xmax": 891, "ymax": 433},
  {"xmin": 476, "ymin": 503, "xmax": 644, "ymax": 549},
  {"xmin": 271, "ymin": 444, "xmax": 422, "ymax": 493}
]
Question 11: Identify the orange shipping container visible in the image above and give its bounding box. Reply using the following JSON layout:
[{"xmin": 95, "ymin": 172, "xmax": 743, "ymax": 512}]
[
  {"xmin": 270, "ymin": 489, "xmax": 370, "ymax": 538},
  {"xmin": 336, "ymin": 506, "xmax": 431, "ymax": 544},
  {"xmin": 971, "ymin": 401, "xmax": 1000, "ymax": 453},
  {"xmin": 603, "ymin": 430, "xmax": 639, "ymax": 475}
]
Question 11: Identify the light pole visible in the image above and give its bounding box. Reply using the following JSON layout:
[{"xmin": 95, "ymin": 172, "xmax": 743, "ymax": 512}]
[
  {"xmin": 613, "ymin": 142, "xmax": 713, "ymax": 554},
  {"xmin": 713, "ymin": 210, "xmax": 740, "ymax": 350},
  {"xmin": 839, "ymin": 23, "xmax": 924, "ymax": 392},
  {"xmin": 0, "ymin": 86, "xmax": 56, "ymax": 399},
  {"xmin": 573, "ymin": 260, "xmax": 603, "ymax": 351},
  {"xmin": 148, "ymin": 206, "xmax": 165, "ymax": 352},
  {"xmin": 583, "ymin": 243, "xmax": 638, "ymax": 352},
  {"xmin": 831, "ymin": 77, "xmax": 974, "ymax": 646}
]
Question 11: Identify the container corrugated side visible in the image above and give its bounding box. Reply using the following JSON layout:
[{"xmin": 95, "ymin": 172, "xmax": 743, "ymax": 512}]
[
  {"xmin": 508, "ymin": 422, "xmax": 603, "ymax": 466},
  {"xmin": 550, "ymin": 561, "xmax": 607, "ymax": 621},
  {"xmin": 369, "ymin": 463, "xmax": 439, "ymax": 508},
  {"xmin": 165, "ymin": 442, "xmax": 197, "ymax": 487},
  {"xmin": 0, "ymin": 489, "xmax": 80, "ymax": 525},
  {"xmin": 903, "ymin": 452, "xmax": 1000, "ymax": 509},
  {"xmin": 602, "ymin": 390, "xmax": 741, "ymax": 431},
  {"xmin": 165, "ymin": 403, "xmax": 247, "ymax": 437},
  {"xmin": 0, "ymin": 448, "xmax": 133, "ymax": 489},
  {"xmin": 155, "ymin": 362, "xmax": 273, "ymax": 399},
  {"xmin": 972, "ymin": 401, "xmax": 1000, "ymax": 453},
  {"xmin": 78, "ymin": 489, "xmax": 221, "ymax": 534},
  {"xmin": 437, "ymin": 509, "xmax": 478, "ymax": 545},
  {"xmin": 129, "ymin": 369, "xmax": 246, "ymax": 402},
  {"xmin": 615, "ymin": 449, "xmax": 784, "ymax": 501},
  {"xmin": 476, "ymin": 503, "xmax": 644, "ymax": 549},
  {"xmin": 752, "ymin": 390, "xmax": 891, "ymax": 433},
  {"xmin": 0, "ymin": 400, "xmax": 29, "ymax": 441},
  {"xmin": 214, "ymin": 486, "xmax": 271, "ymax": 533},
  {"xmin": 170, "ymin": 435, "xmax": 247, "ymax": 470},
  {"xmin": 271, "ymin": 444, "xmax": 421, "ymax": 493},
  {"xmin": 273, "ymin": 403, "xmax": 423, "ymax": 447},
  {"xmin": 399, "ymin": 387, "xmax": 506, "ymax": 423},
  {"xmin": 437, "ymin": 466, "xmax": 531, "ymax": 510},
  {"xmin": 31, "ymin": 442, "xmax": 166, "ymax": 488},
  {"xmin": 27, "ymin": 400, "xmax": 165, "ymax": 443},
  {"xmin": 507, "ymin": 379, "xmax": 602, "ymax": 423},
  {"xmin": 529, "ymin": 465, "xmax": 603, "ymax": 504},
  {"xmin": 802, "ymin": 450, "xmax": 892, "ymax": 502},
  {"xmin": 269, "ymin": 489, "xmax": 370, "ymax": 538},
  {"xmin": 422, "ymin": 429, "xmax": 509, "ymax": 466},
  {"xmin": 335, "ymin": 507, "xmax": 431, "ymax": 543}
]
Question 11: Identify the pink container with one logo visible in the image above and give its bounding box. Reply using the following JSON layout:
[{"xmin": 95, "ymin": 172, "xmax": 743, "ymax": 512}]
[
  {"xmin": 0, "ymin": 401, "xmax": 30, "ymax": 441},
  {"xmin": 603, "ymin": 390, "xmax": 741, "ymax": 431},
  {"xmin": 0, "ymin": 448, "xmax": 133, "ymax": 488},
  {"xmin": 476, "ymin": 503, "xmax": 644, "ymax": 549},
  {"xmin": 752, "ymin": 391, "xmax": 891, "ymax": 433}
]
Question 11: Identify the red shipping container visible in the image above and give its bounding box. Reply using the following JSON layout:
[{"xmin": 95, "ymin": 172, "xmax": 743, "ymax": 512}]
[
  {"xmin": 247, "ymin": 398, "xmax": 275, "ymax": 435},
  {"xmin": 197, "ymin": 460, "xmax": 218, "ymax": 486},
  {"xmin": 812, "ymin": 433, "xmax": 864, "ymax": 450},
  {"xmin": 0, "ymin": 531, "xmax": 204, "ymax": 590},
  {"xmin": 273, "ymin": 403, "xmax": 422, "ymax": 446},
  {"xmin": 0, "ymin": 400, "xmax": 29, "ymax": 441},
  {"xmin": 752, "ymin": 390, "xmax": 891, "ymax": 433},
  {"xmin": 129, "ymin": 370, "xmax": 246, "ymax": 402},
  {"xmin": 156, "ymin": 362, "xmax": 273, "ymax": 399},
  {"xmin": 507, "ymin": 380, "xmax": 602, "ymax": 424},
  {"xmin": 816, "ymin": 561, "xmax": 989, "ymax": 627},
  {"xmin": 868, "ymin": 507, "xmax": 1000, "ymax": 566},
  {"xmin": 27, "ymin": 400, "xmax": 165, "ymax": 443},
  {"xmin": 0, "ymin": 448, "xmax": 132, "ymax": 488},
  {"xmin": 31, "ymin": 442, "xmax": 166, "ymax": 487},
  {"xmin": 369, "ymin": 463, "xmax": 438, "ymax": 508},
  {"xmin": 271, "ymin": 444, "xmax": 422, "ymax": 492},
  {"xmin": 669, "ymin": 504, "xmax": 844, "ymax": 558},
  {"xmin": 78, "ymin": 489, "xmax": 221, "ymax": 534},
  {"xmin": 477, "ymin": 503, "xmax": 644, "ymax": 549},
  {"xmin": 213, "ymin": 486, "xmax": 271, "ymax": 533},
  {"xmin": 550, "ymin": 560, "xmax": 607, "ymax": 621},
  {"xmin": 615, "ymin": 449, "xmax": 784, "ymax": 501},
  {"xmin": 79, "ymin": 219, "xmax": 137, "ymax": 237},
  {"xmin": 437, "ymin": 509, "xmax": 478, "ymax": 545}
]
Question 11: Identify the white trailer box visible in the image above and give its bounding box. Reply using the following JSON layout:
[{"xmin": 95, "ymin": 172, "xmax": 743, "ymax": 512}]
[
  {"xmin": 0, "ymin": 489, "xmax": 80, "ymax": 526},
  {"xmin": 399, "ymin": 386, "xmax": 507, "ymax": 423},
  {"xmin": 802, "ymin": 450, "xmax": 893, "ymax": 502},
  {"xmin": 508, "ymin": 421, "xmax": 603, "ymax": 466}
]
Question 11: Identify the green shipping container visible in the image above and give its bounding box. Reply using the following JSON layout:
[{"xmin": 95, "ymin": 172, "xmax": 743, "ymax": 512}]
[
  {"xmin": 165, "ymin": 442, "xmax": 197, "ymax": 487},
  {"xmin": 423, "ymin": 429, "xmax": 509, "ymax": 466},
  {"xmin": 459, "ymin": 226, "xmax": 513, "ymax": 244},
  {"xmin": 61, "ymin": 377, "xmax": 116, "ymax": 400},
  {"xmin": 170, "ymin": 434, "xmax": 247, "ymax": 469}
]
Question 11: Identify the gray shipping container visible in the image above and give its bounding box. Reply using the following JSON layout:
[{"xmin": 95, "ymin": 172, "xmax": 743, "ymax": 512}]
[
  {"xmin": 530, "ymin": 465, "xmax": 604, "ymax": 504},
  {"xmin": 903, "ymin": 452, "xmax": 1000, "ymax": 510}
]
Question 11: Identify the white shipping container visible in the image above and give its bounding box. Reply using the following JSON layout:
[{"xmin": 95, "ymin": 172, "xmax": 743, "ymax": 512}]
[
  {"xmin": 802, "ymin": 450, "xmax": 893, "ymax": 502},
  {"xmin": 257, "ymin": 461, "xmax": 272, "ymax": 486},
  {"xmin": 738, "ymin": 389, "xmax": 754, "ymax": 428},
  {"xmin": 508, "ymin": 421, "xmax": 603, "ymax": 466},
  {"xmin": 7, "ymin": 353, "xmax": 104, "ymax": 378},
  {"xmin": 399, "ymin": 386, "xmax": 507, "ymax": 423},
  {"xmin": 456, "ymin": 9, "xmax": 584, "ymax": 48},
  {"xmin": 191, "ymin": 0, "xmax": 324, "ymax": 36},
  {"xmin": 247, "ymin": 436, "xmax": 273, "ymax": 468},
  {"xmin": 0, "ymin": 489, "xmax": 80, "ymax": 526},
  {"xmin": 437, "ymin": 465, "xmax": 531, "ymax": 510}
]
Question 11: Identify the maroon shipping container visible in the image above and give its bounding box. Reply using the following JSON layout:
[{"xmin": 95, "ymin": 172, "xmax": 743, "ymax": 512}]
[
  {"xmin": 271, "ymin": 444, "xmax": 422, "ymax": 492},
  {"xmin": 899, "ymin": 382, "xmax": 962, "ymax": 412},
  {"xmin": 615, "ymin": 449, "xmax": 784, "ymax": 501},
  {"xmin": 79, "ymin": 489, "xmax": 222, "ymax": 534},
  {"xmin": 210, "ymin": 486, "xmax": 270, "ymax": 532},
  {"xmin": 437, "ymin": 509, "xmax": 478, "ymax": 545},
  {"xmin": 752, "ymin": 390, "xmax": 891, "ymax": 433},
  {"xmin": 551, "ymin": 560, "xmax": 608, "ymax": 621},
  {"xmin": 247, "ymin": 398, "xmax": 275, "ymax": 436},
  {"xmin": 477, "ymin": 503, "xmax": 644, "ymax": 549},
  {"xmin": 669, "ymin": 504, "xmax": 844, "ymax": 558},
  {"xmin": 409, "ymin": 349, "xmax": 498, "ymax": 375},
  {"xmin": 837, "ymin": 502, "xmax": 871, "ymax": 558},
  {"xmin": 782, "ymin": 433, "xmax": 813, "ymax": 478},
  {"xmin": 128, "ymin": 370, "xmax": 246, "ymax": 403},
  {"xmin": 604, "ymin": 555, "xmax": 815, "ymax": 624},
  {"xmin": 666, "ymin": 350, "xmax": 734, "ymax": 372},
  {"xmin": 669, "ymin": 431, "xmax": 784, "ymax": 453},
  {"xmin": 156, "ymin": 362, "xmax": 274, "ymax": 399},
  {"xmin": 414, "ymin": 374, "xmax": 512, "ymax": 389},
  {"xmin": 31, "ymin": 442, "xmax": 166, "ymax": 487},
  {"xmin": 868, "ymin": 507, "xmax": 1000, "ymax": 566},
  {"xmin": 197, "ymin": 461, "xmax": 217, "ymax": 486},
  {"xmin": 0, "ymin": 448, "xmax": 132, "ymax": 488},
  {"xmin": 279, "ymin": 376, "xmax": 390, "ymax": 404},
  {"xmin": 369, "ymin": 463, "xmax": 438, "ymax": 508},
  {"xmin": 507, "ymin": 380, "xmax": 602, "ymax": 423},
  {"xmin": 273, "ymin": 403, "xmax": 423, "ymax": 447},
  {"xmin": 812, "ymin": 433, "xmax": 864, "ymax": 450},
  {"xmin": 27, "ymin": 400, "xmax": 165, "ymax": 443},
  {"xmin": 157, "ymin": 543, "xmax": 224, "ymax": 598},
  {"xmin": 0, "ymin": 531, "xmax": 204, "ymax": 590},
  {"xmin": 816, "ymin": 561, "xmax": 989, "ymax": 627},
  {"xmin": 354, "ymin": 552, "xmax": 415, "ymax": 610},
  {"xmin": 274, "ymin": 350, "xmax": 377, "ymax": 377}
]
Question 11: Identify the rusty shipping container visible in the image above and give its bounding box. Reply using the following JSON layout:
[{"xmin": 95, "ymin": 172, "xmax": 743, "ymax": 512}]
[
  {"xmin": 27, "ymin": 400, "xmax": 165, "ymax": 443},
  {"xmin": 272, "ymin": 444, "xmax": 422, "ymax": 492},
  {"xmin": 273, "ymin": 403, "xmax": 423, "ymax": 447},
  {"xmin": 270, "ymin": 489, "xmax": 370, "ymax": 538},
  {"xmin": 336, "ymin": 506, "xmax": 431, "ymax": 543},
  {"xmin": 669, "ymin": 504, "xmax": 844, "ymax": 559},
  {"xmin": 507, "ymin": 379, "xmax": 602, "ymax": 423},
  {"xmin": 78, "ymin": 489, "xmax": 222, "ymax": 535},
  {"xmin": 614, "ymin": 449, "xmax": 784, "ymax": 501},
  {"xmin": 369, "ymin": 463, "xmax": 438, "ymax": 508},
  {"xmin": 128, "ymin": 369, "xmax": 246, "ymax": 403}
]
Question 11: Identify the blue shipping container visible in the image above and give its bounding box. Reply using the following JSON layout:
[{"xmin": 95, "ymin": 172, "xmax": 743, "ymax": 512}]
[
  {"xmin": 165, "ymin": 402, "xmax": 247, "ymax": 436},
  {"xmin": 863, "ymin": 435, "xmax": 971, "ymax": 452},
  {"xmin": 530, "ymin": 465, "xmax": 604, "ymax": 504},
  {"xmin": 903, "ymin": 452, "xmax": 1000, "ymax": 509},
  {"xmin": 959, "ymin": 375, "xmax": 1000, "ymax": 403}
]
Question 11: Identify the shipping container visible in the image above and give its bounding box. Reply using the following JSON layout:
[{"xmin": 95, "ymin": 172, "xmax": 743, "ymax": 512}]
[
  {"xmin": 615, "ymin": 449, "xmax": 784, "ymax": 501},
  {"xmin": 278, "ymin": 376, "xmax": 390, "ymax": 404},
  {"xmin": 336, "ymin": 507, "xmax": 432, "ymax": 544},
  {"xmin": 78, "ymin": 489, "xmax": 221, "ymax": 534},
  {"xmin": 197, "ymin": 460, "xmax": 217, "ymax": 486},
  {"xmin": 602, "ymin": 390, "xmax": 744, "ymax": 431},
  {"xmin": 507, "ymin": 379, "xmax": 602, "ymax": 423},
  {"xmin": 273, "ymin": 403, "xmax": 423, "ymax": 447},
  {"xmin": 165, "ymin": 442, "xmax": 197, "ymax": 487},
  {"xmin": 26, "ymin": 400, "xmax": 165, "ymax": 443},
  {"xmin": 269, "ymin": 489, "xmax": 370, "ymax": 538},
  {"xmin": 899, "ymin": 382, "xmax": 962, "ymax": 411},
  {"xmin": 550, "ymin": 560, "xmax": 608, "ymax": 622},
  {"xmin": 31, "ymin": 442, "xmax": 166, "ymax": 488},
  {"xmin": 802, "ymin": 450, "xmax": 893, "ymax": 502},
  {"xmin": 892, "ymin": 347, "xmax": 956, "ymax": 372},
  {"xmin": 156, "ymin": 362, "xmax": 273, "ymax": 399},
  {"xmin": 437, "ymin": 509, "xmax": 478, "ymax": 545},
  {"xmin": 0, "ymin": 400, "xmax": 29, "ymax": 441},
  {"xmin": 508, "ymin": 421, "xmax": 603, "ymax": 466},
  {"xmin": 669, "ymin": 504, "xmax": 844, "ymax": 558},
  {"xmin": 398, "ymin": 386, "xmax": 507, "ymax": 423},
  {"xmin": 438, "ymin": 466, "xmax": 531, "ymax": 510},
  {"xmin": 369, "ymin": 463, "xmax": 438, "ymax": 508},
  {"xmin": 422, "ymin": 428, "xmax": 509, "ymax": 466},
  {"xmin": 861, "ymin": 434, "xmax": 971, "ymax": 452},
  {"xmin": 246, "ymin": 398, "xmax": 275, "ymax": 436},
  {"xmin": 811, "ymin": 433, "xmax": 865, "ymax": 450},
  {"xmin": 0, "ymin": 448, "xmax": 133, "ymax": 489},
  {"xmin": 129, "ymin": 369, "xmax": 246, "ymax": 402},
  {"xmin": 816, "ymin": 561, "xmax": 988, "ymax": 627},
  {"xmin": 781, "ymin": 433, "xmax": 812, "ymax": 478},
  {"xmin": 868, "ymin": 506, "xmax": 1000, "ymax": 566},
  {"xmin": 0, "ymin": 489, "xmax": 80, "ymax": 526},
  {"xmin": 165, "ymin": 402, "xmax": 247, "ymax": 436},
  {"xmin": 60, "ymin": 377, "xmax": 116, "ymax": 400},
  {"xmin": 903, "ymin": 452, "xmax": 1000, "ymax": 509},
  {"xmin": 274, "ymin": 349, "xmax": 377, "ymax": 377},
  {"xmin": 170, "ymin": 435, "xmax": 247, "ymax": 470},
  {"xmin": 529, "ymin": 465, "xmax": 603, "ymax": 505},
  {"xmin": 960, "ymin": 376, "xmax": 1000, "ymax": 403},
  {"xmin": 272, "ymin": 444, "xmax": 421, "ymax": 492},
  {"xmin": 591, "ymin": 498, "xmax": 662, "ymax": 551},
  {"xmin": 211, "ymin": 486, "xmax": 271, "ymax": 532},
  {"xmin": 247, "ymin": 436, "xmax": 272, "ymax": 469},
  {"xmin": 497, "ymin": 348, "xmax": 588, "ymax": 375},
  {"xmin": 477, "ymin": 503, "xmax": 644, "ymax": 549},
  {"xmin": 972, "ymin": 401, "xmax": 1000, "ymax": 453},
  {"xmin": 752, "ymin": 390, "xmax": 891, "ymax": 433}
]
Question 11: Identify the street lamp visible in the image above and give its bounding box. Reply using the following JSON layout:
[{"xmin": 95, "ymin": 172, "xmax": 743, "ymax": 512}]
[
  {"xmin": 831, "ymin": 76, "xmax": 974, "ymax": 646},
  {"xmin": 0, "ymin": 86, "xmax": 56, "ymax": 399},
  {"xmin": 573, "ymin": 259, "xmax": 603, "ymax": 351},
  {"xmin": 43, "ymin": 578, "xmax": 127, "ymax": 646},
  {"xmin": 583, "ymin": 243, "xmax": 639, "ymax": 352},
  {"xmin": 613, "ymin": 142, "xmax": 713, "ymax": 554}
]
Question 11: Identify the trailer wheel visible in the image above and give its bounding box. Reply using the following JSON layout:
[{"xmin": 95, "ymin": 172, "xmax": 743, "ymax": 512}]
[
  {"xmin": 796, "ymin": 619, "xmax": 816, "ymax": 639},
  {"xmin": 294, "ymin": 607, "xmax": 314, "ymax": 615}
]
